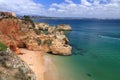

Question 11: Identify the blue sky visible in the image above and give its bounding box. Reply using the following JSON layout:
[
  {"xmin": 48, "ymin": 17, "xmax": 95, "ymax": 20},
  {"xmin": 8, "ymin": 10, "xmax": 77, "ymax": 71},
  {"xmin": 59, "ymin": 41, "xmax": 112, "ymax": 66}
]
[{"xmin": 0, "ymin": 0, "xmax": 120, "ymax": 18}]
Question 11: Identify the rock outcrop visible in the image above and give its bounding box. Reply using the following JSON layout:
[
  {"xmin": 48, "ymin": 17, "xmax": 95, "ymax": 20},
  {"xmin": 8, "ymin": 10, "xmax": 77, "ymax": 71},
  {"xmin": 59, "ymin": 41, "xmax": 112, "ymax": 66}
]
[
  {"xmin": 57, "ymin": 24, "xmax": 72, "ymax": 31},
  {"xmin": 0, "ymin": 17, "xmax": 24, "ymax": 54},
  {"xmin": 0, "ymin": 17, "xmax": 72, "ymax": 55},
  {"xmin": 48, "ymin": 26, "xmax": 56, "ymax": 33},
  {"xmin": 35, "ymin": 23, "xmax": 49, "ymax": 30},
  {"xmin": 0, "ymin": 48, "xmax": 35, "ymax": 80},
  {"xmin": 50, "ymin": 39, "xmax": 72, "ymax": 55}
]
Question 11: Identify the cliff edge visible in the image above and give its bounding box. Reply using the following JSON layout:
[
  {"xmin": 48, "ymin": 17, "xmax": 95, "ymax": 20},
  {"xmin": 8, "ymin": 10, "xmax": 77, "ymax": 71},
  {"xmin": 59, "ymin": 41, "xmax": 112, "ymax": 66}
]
[{"xmin": 0, "ymin": 16, "xmax": 72, "ymax": 55}]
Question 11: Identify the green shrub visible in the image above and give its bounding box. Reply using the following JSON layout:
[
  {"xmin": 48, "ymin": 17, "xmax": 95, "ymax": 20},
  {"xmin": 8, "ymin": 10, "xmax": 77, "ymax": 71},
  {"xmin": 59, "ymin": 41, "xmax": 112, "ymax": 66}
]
[{"xmin": 0, "ymin": 42, "xmax": 7, "ymax": 51}]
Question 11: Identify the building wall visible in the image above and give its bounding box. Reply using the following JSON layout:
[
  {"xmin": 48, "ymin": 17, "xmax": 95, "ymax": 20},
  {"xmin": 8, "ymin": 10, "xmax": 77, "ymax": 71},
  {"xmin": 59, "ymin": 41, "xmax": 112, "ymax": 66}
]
[{"xmin": 0, "ymin": 11, "xmax": 16, "ymax": 17}]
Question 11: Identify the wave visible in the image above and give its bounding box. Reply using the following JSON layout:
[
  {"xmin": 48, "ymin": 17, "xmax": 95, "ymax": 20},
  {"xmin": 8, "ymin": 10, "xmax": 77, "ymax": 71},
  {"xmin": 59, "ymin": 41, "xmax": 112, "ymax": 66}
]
[{"xmin": 99, "ymin": 35, "xmax": 120, "ymax": 40}]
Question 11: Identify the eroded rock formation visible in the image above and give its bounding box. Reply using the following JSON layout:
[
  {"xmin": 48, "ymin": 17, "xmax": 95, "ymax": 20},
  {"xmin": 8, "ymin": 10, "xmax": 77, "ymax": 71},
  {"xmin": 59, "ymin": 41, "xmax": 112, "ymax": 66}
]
[
  {"xmin": 35, "ymin": 23, "xmax": 49, "ymax": 30},
  {"xmin": 57, "ymin": 24, "xmax": 72, "ymax": 31},
  {"xmin": 0, "ymin": 17, "xmax": 72, "ymax": 55}
]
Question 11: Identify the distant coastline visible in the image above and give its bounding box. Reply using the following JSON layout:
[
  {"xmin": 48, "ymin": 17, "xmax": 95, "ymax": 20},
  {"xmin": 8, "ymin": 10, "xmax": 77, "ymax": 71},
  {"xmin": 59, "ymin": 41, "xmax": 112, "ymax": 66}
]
[{"xmin": 17, "ymin": 15, "xmax": 120, "ymax": 20}]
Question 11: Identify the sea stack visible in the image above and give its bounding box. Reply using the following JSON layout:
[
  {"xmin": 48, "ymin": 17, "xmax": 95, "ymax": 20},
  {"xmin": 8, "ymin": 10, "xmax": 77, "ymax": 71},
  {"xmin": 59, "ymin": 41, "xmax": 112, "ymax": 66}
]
[{"xmin": 57, "ymin": 24, "xmax": 72, "ymax": 31}]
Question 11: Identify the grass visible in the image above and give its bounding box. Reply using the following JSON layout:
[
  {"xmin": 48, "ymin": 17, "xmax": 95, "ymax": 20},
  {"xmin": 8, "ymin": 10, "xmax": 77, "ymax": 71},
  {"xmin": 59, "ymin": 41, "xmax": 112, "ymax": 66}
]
[{"xmin": 0, "ymin": 42, "xmax": 7, "ymax": 51}]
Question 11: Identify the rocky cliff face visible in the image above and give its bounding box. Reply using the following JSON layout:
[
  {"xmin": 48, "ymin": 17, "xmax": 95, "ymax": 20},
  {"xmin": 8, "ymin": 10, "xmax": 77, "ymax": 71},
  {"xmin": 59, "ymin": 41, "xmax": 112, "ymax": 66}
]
[
  {"xmin": 0, "ymin": 48, "xmax": 35, "ymax": 80},
  {"xmin": 0, "ymin": 17, "xmax": 72, "ymax": 55}
]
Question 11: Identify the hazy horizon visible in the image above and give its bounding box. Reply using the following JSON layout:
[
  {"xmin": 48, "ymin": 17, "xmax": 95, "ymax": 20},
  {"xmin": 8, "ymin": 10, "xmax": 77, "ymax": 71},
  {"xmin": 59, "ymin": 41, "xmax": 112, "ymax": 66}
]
[{"xmin": 0, "ymin": 0, "xmax": 120, "ymax": 19}]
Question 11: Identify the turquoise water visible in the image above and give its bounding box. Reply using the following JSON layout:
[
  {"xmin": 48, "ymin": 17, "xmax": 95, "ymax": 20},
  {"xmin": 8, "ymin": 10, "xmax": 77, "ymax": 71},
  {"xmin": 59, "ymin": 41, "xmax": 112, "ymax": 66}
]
[{"xmin": 34, "ymin": 19, "xmax": 120, "ymax": 80}]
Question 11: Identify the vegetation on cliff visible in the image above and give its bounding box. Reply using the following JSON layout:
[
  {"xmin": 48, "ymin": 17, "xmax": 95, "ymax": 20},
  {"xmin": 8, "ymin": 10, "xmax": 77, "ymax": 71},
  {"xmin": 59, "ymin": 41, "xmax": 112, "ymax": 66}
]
[
  {"xmin": 0, "ymin": 16, "xmax": 36, "ymax": 80},
  {"xmin": 0, "ymin": 42, "xmax": 7, "ymax": 51},
  {"xmin": 0, "ymin": 12, "xmax": 72, "ymax": 80},
  {"xmin": 0, "ymin": 16, "xmax": 72, "ymax": 55},
  {"xmin": 0, "ymin": 48, "xmax": 35, "ymax": 80}
]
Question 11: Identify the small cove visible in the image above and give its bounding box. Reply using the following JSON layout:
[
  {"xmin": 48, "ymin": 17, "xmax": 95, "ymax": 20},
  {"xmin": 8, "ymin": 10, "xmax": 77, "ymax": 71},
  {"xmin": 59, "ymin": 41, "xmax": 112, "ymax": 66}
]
[{"xmin": 34, "ymin": 19, "xmax": 120, "ymax": 80}]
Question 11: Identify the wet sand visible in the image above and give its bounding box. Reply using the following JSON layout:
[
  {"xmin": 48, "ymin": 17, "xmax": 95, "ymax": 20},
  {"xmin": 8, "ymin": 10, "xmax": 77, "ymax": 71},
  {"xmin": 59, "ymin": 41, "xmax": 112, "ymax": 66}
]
[{"xmin": 44, "ymin": 55, "xmax": 59, "ymax": 80}]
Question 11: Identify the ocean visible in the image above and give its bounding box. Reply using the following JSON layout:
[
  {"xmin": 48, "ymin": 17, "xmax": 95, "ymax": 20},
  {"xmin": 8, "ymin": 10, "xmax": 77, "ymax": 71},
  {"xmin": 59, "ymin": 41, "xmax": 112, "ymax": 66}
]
[{"xmin": 33, "ymin": 19, "xmax": 120, "ymax": 80}]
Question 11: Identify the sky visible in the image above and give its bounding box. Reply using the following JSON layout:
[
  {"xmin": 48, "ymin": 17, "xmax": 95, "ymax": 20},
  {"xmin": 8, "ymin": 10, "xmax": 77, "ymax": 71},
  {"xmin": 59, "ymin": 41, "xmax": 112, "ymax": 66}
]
[{"xmin": 0, "ymin": 0, "xmax": 120, "ymax": 18}]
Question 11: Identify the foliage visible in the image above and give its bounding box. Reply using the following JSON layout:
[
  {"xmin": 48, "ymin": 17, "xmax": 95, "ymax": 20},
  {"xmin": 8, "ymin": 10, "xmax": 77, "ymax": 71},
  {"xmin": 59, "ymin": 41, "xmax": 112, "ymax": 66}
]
[{"xmin": 0, "ymin": 42, "xmax": 7, "ymax": 51}]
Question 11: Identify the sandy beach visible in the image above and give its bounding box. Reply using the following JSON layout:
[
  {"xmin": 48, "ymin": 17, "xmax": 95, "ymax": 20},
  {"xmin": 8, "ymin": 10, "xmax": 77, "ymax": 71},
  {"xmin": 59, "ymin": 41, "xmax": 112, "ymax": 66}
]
[
  {"xmin": 18, "ymin": 48, "xmax": 59, "ymax": 80},
  {"xmin": 18, "ymin": 49, "xmax": 45, "ymax": 80}
]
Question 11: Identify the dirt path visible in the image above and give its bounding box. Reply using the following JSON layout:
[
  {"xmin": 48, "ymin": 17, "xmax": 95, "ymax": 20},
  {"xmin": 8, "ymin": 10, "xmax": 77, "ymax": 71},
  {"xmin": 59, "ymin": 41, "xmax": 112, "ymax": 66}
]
[{"xmin": 18, "ymin": 49, "xmax": 45, "ymax": 80}]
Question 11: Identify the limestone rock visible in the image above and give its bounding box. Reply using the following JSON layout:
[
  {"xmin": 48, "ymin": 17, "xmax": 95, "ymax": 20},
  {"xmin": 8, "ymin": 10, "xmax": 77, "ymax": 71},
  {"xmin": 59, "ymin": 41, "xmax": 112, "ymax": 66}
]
[
  {"xmin": 0, "ymin": 48, "xmax": 36, "ymax": 80},
  {"xmin": 50, "ymin": 39, "xmax": 72, "ymax": 55},
  {"xmin": 48, "ymin": 26, "xmax": 56, "ymax": 33},
  {"xmin": 0, "ymin": 16, "xmax": 72, "ymax": 55},
  {"xmin": 55, "ymin": 31, "xmax": 68, "ymax": 42},
  {"xmin": 35, "ymin": 23, "xmax": 49, "ymax": 30},
  {"xmin": 57, "ymin": 24, "xmax": 72, "ymax": 31},
  {"xmin": 0, "ymin": 17, "xmax": 36, "ymax": 54}
]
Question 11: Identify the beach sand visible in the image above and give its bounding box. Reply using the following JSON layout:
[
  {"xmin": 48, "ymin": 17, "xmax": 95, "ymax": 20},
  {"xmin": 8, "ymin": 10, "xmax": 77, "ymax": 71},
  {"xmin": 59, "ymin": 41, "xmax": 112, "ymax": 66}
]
[
  {"xmin": 18, "ymin": 48, "xmax": 59, "ymax": 80},
  {"xmin": 44, "ymin": 55, "xmax": 59, "ymax": 80}
]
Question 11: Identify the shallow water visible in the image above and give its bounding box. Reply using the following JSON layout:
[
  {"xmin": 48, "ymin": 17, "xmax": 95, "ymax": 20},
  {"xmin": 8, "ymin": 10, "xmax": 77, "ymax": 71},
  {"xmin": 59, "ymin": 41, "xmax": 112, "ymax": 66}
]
[{"xmin": 34, "ymin": 19, "xmax": 120, "ymax": 80}]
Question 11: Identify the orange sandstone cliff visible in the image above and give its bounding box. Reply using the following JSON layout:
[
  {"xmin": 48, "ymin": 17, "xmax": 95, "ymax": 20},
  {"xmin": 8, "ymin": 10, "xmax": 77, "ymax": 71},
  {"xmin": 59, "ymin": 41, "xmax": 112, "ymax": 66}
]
[{"xmin": 0, "ymin": 16, "xmax": 72, "ymax": 55}]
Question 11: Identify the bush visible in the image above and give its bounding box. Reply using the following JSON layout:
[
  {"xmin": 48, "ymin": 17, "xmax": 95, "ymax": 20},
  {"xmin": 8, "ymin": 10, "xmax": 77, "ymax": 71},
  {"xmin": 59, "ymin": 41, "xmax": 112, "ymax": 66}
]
[{"xmin": 0, "ymin": 42, "xmax": 7, "ymax": 51}]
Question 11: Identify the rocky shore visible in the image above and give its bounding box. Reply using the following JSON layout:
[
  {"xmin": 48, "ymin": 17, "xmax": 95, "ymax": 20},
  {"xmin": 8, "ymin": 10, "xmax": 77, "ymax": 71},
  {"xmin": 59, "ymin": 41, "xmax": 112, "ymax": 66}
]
[
  {"xmin": 57, "ymin": 24, "xmax": 72, "ymax": 31},
  {"xmin": 0, "ymin": 16, "xmax": 72, "ymax": 55},
  {"xmin": 34, "ymin": 22, "xmax": 72, "ymax": 55},
  {"xmin": 0, "ymin": 48, "xmax": 35, "ymax": 80},
  {"xmin": 0, "ymin": 12, "xmax": 72, "ymax": 80}
]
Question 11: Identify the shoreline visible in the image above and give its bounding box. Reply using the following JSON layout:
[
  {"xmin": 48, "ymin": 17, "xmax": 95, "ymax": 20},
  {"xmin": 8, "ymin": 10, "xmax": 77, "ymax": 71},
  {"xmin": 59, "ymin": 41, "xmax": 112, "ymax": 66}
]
[
  {"xmin": 44, "ymin": 55, "xmax": 59, "ymax": 80},
  {"xmin": 18, "ymin": 48, "xmax": 59, "ymax": 80},
  {"xmin": 0, "ymin": 15, "xmax": 72, "ymax": 80}
]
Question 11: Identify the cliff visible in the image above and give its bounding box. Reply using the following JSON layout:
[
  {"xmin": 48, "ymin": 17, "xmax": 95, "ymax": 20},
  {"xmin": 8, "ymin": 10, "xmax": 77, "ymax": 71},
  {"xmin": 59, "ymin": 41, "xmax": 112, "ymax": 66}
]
[
  {"xmin": 0, "ymin": 14, "xmax": 72, "ymax": 80},
  {"xmin": 0, "ymin": 16, "xmax": 72, "ymax": 55}
]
